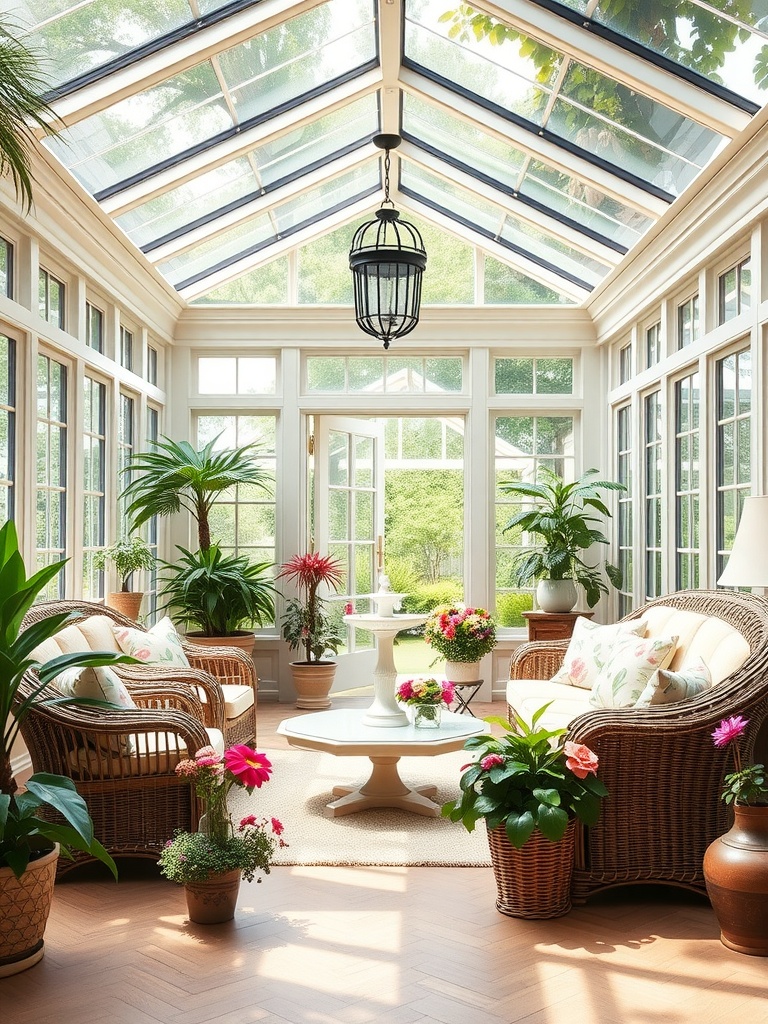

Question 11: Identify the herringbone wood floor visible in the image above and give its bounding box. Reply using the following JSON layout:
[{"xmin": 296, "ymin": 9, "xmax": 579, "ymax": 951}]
[{"xmin": 4, "ymin": 697, "xmax": 768, "ymax": 1023}]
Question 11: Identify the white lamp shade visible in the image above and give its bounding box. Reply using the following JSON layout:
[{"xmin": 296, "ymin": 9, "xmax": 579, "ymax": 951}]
[{"xmin": 717, "ymin": 495, "xmax": 768, "ymax": 587}]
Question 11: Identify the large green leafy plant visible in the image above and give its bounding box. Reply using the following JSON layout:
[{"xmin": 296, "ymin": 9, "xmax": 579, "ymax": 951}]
[
  {"xmin": 0, "ymin": 521, "xmax": 132, "ymax": 877},
  {"xmin": 442, "ymin": 705, "xmax": 608, "ymax": 847},
  {"xmin": 500, "ymin": 467, "xmax": 625, "ymax": 608}
]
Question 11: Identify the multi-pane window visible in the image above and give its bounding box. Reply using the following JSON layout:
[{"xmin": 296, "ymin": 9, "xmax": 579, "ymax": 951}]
[
  {"xmin": 646, "ymin": 321, "xmax": 661, "ymax": 367},
  {"xmin": 36, "ymin": 354, "xmax": 68, "ymax": 598},
  {"xmin": 0, "ymin": 334, "xmax": 16, "ymax": 522},
  {"xmin": 82, "ymin": 376, "xmax": 106, "ymax": 600},
  {"xmin": 144, "ymin": 405, "xmax": 160, "ymax": 622},
  {"xmin": 494, "ymin": 358, "xmax": 573, "ymax": 394},
  {"xmin": 39, "ymin": 268, "xmax": 65, "ymax": 329},
  {"xmin": 306, "ymin": 356, "xmax": 462, "ymax": 393},
  {"xmin": 644, "ymin": 391, "xmax": 663, "ymax": 600},
  {"xmin": 198, "ymin": 356, "xmax": 277, "ymax": 395},
  {"xmin": 675, "ymin": 373, "xmax": 700, "ymax": 589},
  {"xmin": 147, "ymin": 345, "xmax": 158, "ymax": 385},
  {"xmin": 719, "ymin": 258, "xmax": 751, "ymax": 323},
  {"xmin": 717, "ymin": 348, "xmax": 752, "ymax": 580},
  {"xmin": 494, "ymin": 415, "xmax": 574, "ymax": 626},
  {"xmin": 120, "ymin": 326, "xmax": 133, "ymax": 371},
  {"xmin": 677, "ymin": 294, "xmax": 700, "ymax": 349},
  {"xmin": 615, "ymin": 404, "xmax": 633, "ymax": 618},
  {"xmin": 619, "ymin": 344, "xmax": 632, "ymax": 385},
  {"xmin": 86, "ymin": 301, "xmax": 104, "ymax": 353},
  {"xmin": 0, "ymin": 237, "xmax": 13, "ymax": 298},
  {"xmin": 117, "ymin": 392, "xmax": 135, "ymax": 538}
]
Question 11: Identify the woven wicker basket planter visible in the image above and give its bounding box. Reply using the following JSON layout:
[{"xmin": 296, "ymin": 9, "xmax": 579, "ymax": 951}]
[
  {"xmin": 0, "ymin": 844, "xmax": 59, "ymax": 976},
  {"xmin": 487, "ymin": 820, "xmax": 576, "ymax": 919}
]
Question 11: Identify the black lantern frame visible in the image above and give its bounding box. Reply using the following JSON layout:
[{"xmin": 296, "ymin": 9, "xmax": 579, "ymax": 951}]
[{"xmin": 349, "ymin": 135, "xmax": 427, "ymax": 350}]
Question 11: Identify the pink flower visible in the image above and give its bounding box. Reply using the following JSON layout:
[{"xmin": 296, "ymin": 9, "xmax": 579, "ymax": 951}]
[
  {"xmin": 564, "ymin": 741, "xmax": 599, "ymax": 779},
  {"xmin": 271, "ymin": 818, "xmax": 284, "ymax": 836},
  {"xmin": 481, "ymin": 754, "xmax": 505, "ymax": 771},
  {"xmin": 441, "ymin": 681, "xmax": 455, "ymax": 705},
  {"xmin": 396, "ymin": 679, "xmax": 414, "ymax": 701},
  {"xmin": 224, "ymin": 745, "xmax": 273, "ymax": 788},
  {"xmin": 712, "ymin": 716, "xmax": 749, "ymax": 748},
  {"xmin": 570, "ymin": 657, "xmax": 588, "ymax": 686},
  {"xmin": 134, "ymin": 647, "xmax": 152, "ymax": 661},
  {"xmin": 240, "ymin": 814, "xmax": 257, "ymax": 828}
]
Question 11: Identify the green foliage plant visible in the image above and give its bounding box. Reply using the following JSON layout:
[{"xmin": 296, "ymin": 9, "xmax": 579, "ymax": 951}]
[
  {"xmin": 0, "ymin": 520, "xmax": 133, "ymax": 878},
  {"xmin": 160, "ymin": 545, "xmax": 276, "ymax": 637},
  {"xmin": 442, "ymin": 704, "xmax": 608, "ymax": 848},
  {"xmin": 93, "ymin": 536, "xmax": 155, "ymax": 591},
  {"xmin": 277, "ymin": 552, "xmax": 345, "ymax": 663},
  {"xmin": 500, "ymin": 467, "xmax": 625, "ymax": 608}
]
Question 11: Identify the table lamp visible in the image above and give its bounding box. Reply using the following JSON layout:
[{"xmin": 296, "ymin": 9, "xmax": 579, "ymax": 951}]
[{"xmin": 717, "ymin": 495, "xmax": 768, "ymax": 588}]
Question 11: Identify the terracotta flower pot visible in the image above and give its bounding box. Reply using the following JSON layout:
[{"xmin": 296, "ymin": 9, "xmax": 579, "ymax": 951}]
[
  {"xmin": 186, "ymin": 631, "xmax": 256, "ymax": 658},
  {"xmin": 289, "ymin": 660, "xmax": 336, "ymax": 709},
  {"xmin": 0, "ymin": 844, "xmax": 59, "ymax": 977},
  {"xmin": 106, "ymin": 591, "xmax": 144, "ymax": 621},
  {"xmin": 184, "ymin": 869, "xmax": 242, "ymax": 925},
  {"xmin": 487, "ymin": 821, "xmax": 576, "ymax": 919},
  {"xmin": 703, "ymin": 804, "xmax": 768, "ymax": 956}
]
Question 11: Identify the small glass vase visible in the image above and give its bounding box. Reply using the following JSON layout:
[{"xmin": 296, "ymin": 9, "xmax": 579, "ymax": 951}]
[{"xmin": 413, "ymin": 703, "xmax": 442, "ymax": 729}]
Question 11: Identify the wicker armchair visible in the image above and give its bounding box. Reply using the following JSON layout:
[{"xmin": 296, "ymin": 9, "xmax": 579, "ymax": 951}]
[
  {"xmin": 15, "ymin": 669, "xmax": 209, "ymax": 874},
  {"xmin": 508, "ymin": 590, "xmax": 768, "ymax": 902},
  {"xmin": 22, "ymin": 601, "xmax": 258, "ymax": 745}
]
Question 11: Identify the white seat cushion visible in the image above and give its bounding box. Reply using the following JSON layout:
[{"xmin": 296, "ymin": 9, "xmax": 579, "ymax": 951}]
[
  {"xmin": 196, "ymin": 683, "xmax": 254, "ymax": 720},
  {"xmin": 67, "ymin": 726, "xmax": 224, "ymax": 777},
  {"xmin": 506, "ymin": 679, "xmax": 592, "ymax": 732}
]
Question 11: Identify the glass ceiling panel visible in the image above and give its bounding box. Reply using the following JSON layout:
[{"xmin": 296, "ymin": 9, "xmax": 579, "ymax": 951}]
[
  {"xmin": 43, "ymin": 0, "xmax": 376, "ymax": 195},
  {"xmin": 158, "ymin": 162, "xmax": 379, "ymax": 289},
  {"xmin": 404, "ymin": 0, "xmax": 726, "ymax": 197},
  {"xmin": 400, "ymin": 161, "xmax": 609, "ymax": 290},
  {"xmin": 402, "ymin": 92, "xmax": 652, "ymax": 249},
  {"xmin": 117, "ymin": 93, "xmax": 379, "ymax": 250},
  {"xmin": 553, "ymin": 0, "xmax": 768, "ymax": 104}
]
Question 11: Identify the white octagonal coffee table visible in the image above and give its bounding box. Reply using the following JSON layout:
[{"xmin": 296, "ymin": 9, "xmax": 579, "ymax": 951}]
[{"xmin": 277, "ymin": 707, "xmax": 489, "ymax": 817}]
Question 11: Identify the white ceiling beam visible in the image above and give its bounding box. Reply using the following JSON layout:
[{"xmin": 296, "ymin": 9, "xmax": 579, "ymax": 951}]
[
  {"xmin": 400, "ymin": 141, "xmax": 621, "ymax": 267},
  {"xmin": 102, "ymin": 72, "xmax": 382, "ymax": 216},
  {"xmin": 178, "ymin": 194, "xmax": 375, "ymax": 300},
  {"xmin": 378, "ymin": 0, "xmax": 402, "ymax": 133},
  {"xmin": 148, "ymin": 146, "xmax": 378, "ymax": 263},
  {"xmin": 399, "ymin": 69, "xmax": 668, "ymax": 220},
  {"xmin": 399, "ymin": 193, "xmax": 590, "ymax": 303},
  {"xmin": 476, "ymin": 0, "xmax": 751, "ymax": 137},
  {"xmin": 49, "ymin": 0, "xmax": 329, "ymax": 126}
]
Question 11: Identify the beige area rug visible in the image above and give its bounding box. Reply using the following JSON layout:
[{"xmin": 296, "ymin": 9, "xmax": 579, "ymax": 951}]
[{"xmin": 229, "ymin": 748, "xmax": 492, "ymax": 868}]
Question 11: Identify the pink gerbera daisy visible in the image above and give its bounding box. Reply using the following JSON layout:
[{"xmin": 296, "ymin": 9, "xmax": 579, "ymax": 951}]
[{"xmin": 224, "ymin": 745, "xmax": 273, "ymax": 788}]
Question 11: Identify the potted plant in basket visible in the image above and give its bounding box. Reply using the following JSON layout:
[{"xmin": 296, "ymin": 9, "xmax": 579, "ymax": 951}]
[
  {"xmin": 93, "ymin": 535, "xmax": 155, "ymax": 620},
  {"xmin": 395, "ymin": 676, "xmax": 455, "ymax": 729},
  {"xmin": 159, "ymin": 742, "xmax": 286, "ymax": 924},
  {"xmin": 499, "ymin": 467, "xmax": 625, "ymax": 613},
  {"xmin": 0, "ymin": 520, "xmax": 132, "ymax": 974},
  {"xmin": 703, "ymin": 714, "xmax": 768, "ymax": 956},
  {"xmin": 277, "ymin": 552, "xmax": 345, "ymax": 709},
  {"xmin": 424, "ymin": 604, "xmax": 496, "ymax": 682},
  {"xmin": 442, "ymin": 703, "xmax": 607, "ymax": 919}
]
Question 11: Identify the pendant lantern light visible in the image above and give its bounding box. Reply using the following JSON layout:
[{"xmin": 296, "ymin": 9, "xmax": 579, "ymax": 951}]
[{"xmin": 349, "ymin": 134, "xmax": 427, "ymax": 349}]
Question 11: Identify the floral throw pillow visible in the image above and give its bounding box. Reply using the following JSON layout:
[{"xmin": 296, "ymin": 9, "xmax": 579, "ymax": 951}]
[
  {"xmin": 634, "ymin": 657, "xmax": 713, "ymax": 708},
  {"xmin": 113, "ymin": 615, "xmax": 190, "ymax": 667},
  {"xmin": 550, "ymin": 616, "xmax": 647, "ymax": 690},
  {"xmin": 589, "ymin": 634, "xmax": 679, "ymax": 709},
  {"xmin": 56, "ymin": 665, "xmax": 136, "ymax": 754}
]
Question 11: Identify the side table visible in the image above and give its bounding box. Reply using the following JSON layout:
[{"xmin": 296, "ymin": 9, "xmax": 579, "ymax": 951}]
[
  {"xmin": 451, "ymin": 680, "xmax": 483, "ymax": 717},
  {"xmin": 522, "ymin": 610, "xmax": 594, "ymax": 642}
]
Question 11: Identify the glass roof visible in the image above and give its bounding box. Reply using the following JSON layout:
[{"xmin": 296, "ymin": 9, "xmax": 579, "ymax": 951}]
[{"xmin": 17, "ymin": 0, "xmax": 768, "ymax": 303}]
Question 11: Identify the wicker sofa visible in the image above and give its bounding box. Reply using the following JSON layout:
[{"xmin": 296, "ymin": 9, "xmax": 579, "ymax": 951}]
[{"xmin": 507, "ymin": 590, "xmax": 768, "ymax": 902}]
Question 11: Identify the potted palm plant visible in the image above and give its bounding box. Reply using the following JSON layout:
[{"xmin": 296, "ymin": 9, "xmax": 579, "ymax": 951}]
[
  {"xmin": 0, "ymin": 520, "xmax": 131, "ymax": 974},
  {"xmin": 499, "ymin": 467, "xmax": 625, "ymax": 612},
  {"xmin": 93, "ymin": 535, "xmax": 155, "ymax": 620},
  {"xmin": 277, "ymin": 552, "xmax": 345, "ymax": 708}
]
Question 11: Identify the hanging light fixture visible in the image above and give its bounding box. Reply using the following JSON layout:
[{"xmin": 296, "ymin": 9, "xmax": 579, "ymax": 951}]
[{"xmin": 349, "ymin": 134, "xmax": 427, "ymax": 350}]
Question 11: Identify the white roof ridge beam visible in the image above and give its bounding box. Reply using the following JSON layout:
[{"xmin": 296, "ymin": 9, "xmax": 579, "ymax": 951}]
[
  {"xmin": 147, "ymin": 145, "xmax": 378, "ymax": 264},
  {"xmin": 399, "ymin": 69, "xmax": 667, "ymax": 220},
  {"xmin": 399, "ymin": 140, "xmax": 621, "ymax": 267},
  {"xmin": 476, "ymin": 0, "xmax": 750, "ymax": 137},
  {"xmin": 48, "ymin": 0, "xmax": 330, "ymax": 126},
  {"xmin": 101, "ymin": 72, "xmax": 381, "ymax": 216},
  {"xmin": 399, "ymin": 193, "xmax": 590, "ymax": 303},
  {"xmin": 378, "ymin": 0, "xmax": 403, "ymax": 131},
  {"xmin": 178, "ymin": 194, "xmax": 374, "ymax": 301}
]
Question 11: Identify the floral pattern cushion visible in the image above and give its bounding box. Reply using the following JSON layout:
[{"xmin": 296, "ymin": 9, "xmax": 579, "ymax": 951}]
[
  {"xmin": 634, "ymin": 657, "xmax": 713, "ymax": 708},
  {"xmin": 551, "ymin": 616, "xmax": 647, "ymax": 690},
  {"xmin": 113, "ymin": 615, "xmax": 190, "ymax": 667},
  {"xmin": 56, "ymin": 665, "xmax": 136, "ymax": 754},
  {"xmin": 589, "ymin": 634, "xmax": 679, "ymax": 709}
]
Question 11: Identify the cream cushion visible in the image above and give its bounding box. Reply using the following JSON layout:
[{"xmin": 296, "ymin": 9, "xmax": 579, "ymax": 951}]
[
  {"xmin": 197, "ymin": 683, "xmax": 254, "ymax": 718},
  {"xmin": 639, "ymin": 606, "xmax": 749, "ymax": 683},
  {"xmin": 635, "ymin": 657, "xmax": 713, "ymax": 708},
  {"xmin": 113, "ymin": 615, "xmax": 190, "ymax": 667},
  {"xmin": 507, "ymin": 679, "xmax": 592, "ymax": 732},
  {"xmin": 67, "ymin": 725, "xmax": 225, "ymax": 777},
  {"xmin": 551, "ymin": 616, "xmax": 647, "ymax": 690},
  {"xmin": 589, "ymin": 634, "xmax": 678, "ymax": 709},
  {"xmin": 48, "ymin": 615, "xmax": 122, "ymax": 656},
  {"xmin": 56, "ymin": 665, "xmax": 136, "ymax": 755}
]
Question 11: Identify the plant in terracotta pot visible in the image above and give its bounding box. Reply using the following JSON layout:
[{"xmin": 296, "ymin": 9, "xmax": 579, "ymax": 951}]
[
  {"xmin": 158, "ymin": 743, "xmax": 286, "ymax": 924},
  {"xmin": 442, "ymin": 703, "xmax": 607, "ymax": 918},
  {"xmin": 277, "ymin": 552, "xmax": 345, "ymax": 709},
  {"xmin": 0, "ymin": 520, "xmax": 132, "ymax": 974},
  {"xmin": 93, "ymin": 535, "xmax": 155, "ymax": 620},
  {"xmin": 423, "ymin": 604, "xmax": 496, "ymax": 682},
  {"xmin": 499, "ymin": 467, "xmax": 625, "ymax": 612},
  {"xmin": 703, "ymin": 714, "xmax": 768, "ymax": 956}
]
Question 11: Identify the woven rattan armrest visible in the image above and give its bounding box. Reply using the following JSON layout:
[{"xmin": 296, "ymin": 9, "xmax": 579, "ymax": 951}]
[
  {"xmin": 508, "ymin": 639, "xmax": 570, "ymax": 681},
  {"xmin": 116, "ymin": 663, "xmax": 226, "ymax": 730}
]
